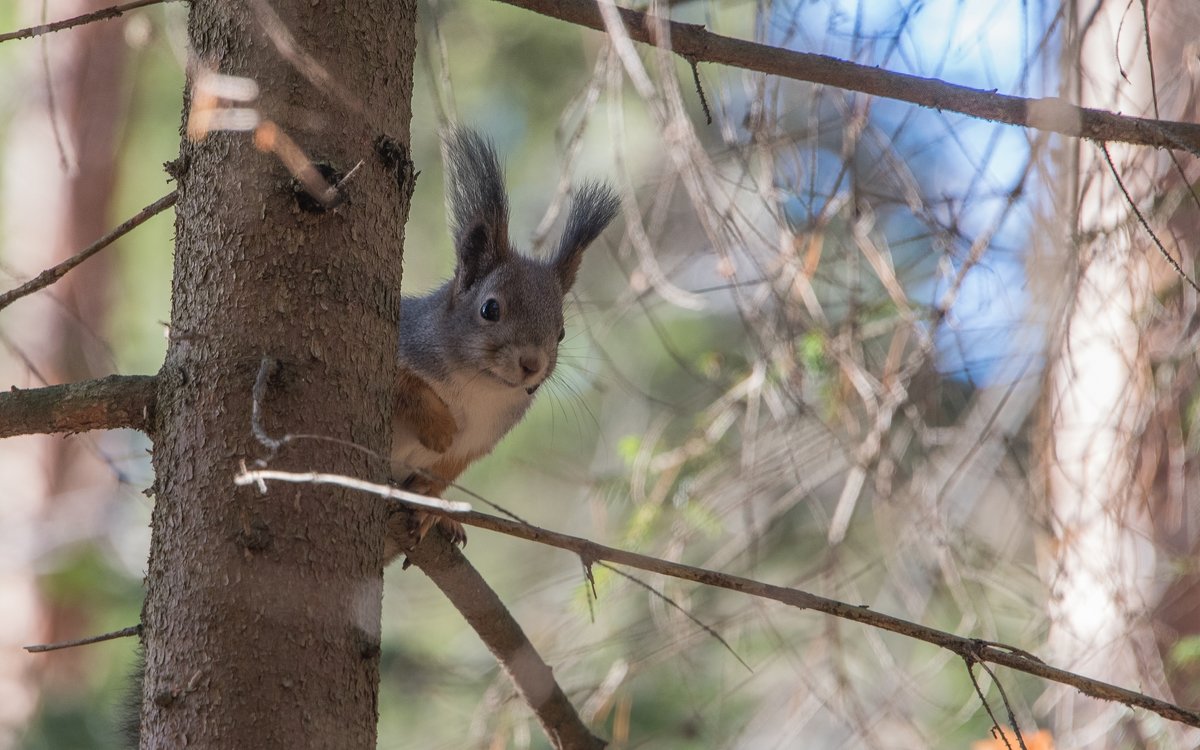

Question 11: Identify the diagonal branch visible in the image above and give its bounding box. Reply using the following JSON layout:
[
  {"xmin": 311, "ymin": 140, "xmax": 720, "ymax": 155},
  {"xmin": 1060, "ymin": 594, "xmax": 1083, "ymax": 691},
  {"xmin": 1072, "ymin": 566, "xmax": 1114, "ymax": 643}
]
[
  {"xmin": 496, "ymin": 0, "xmax": 1200, "ymax": 155},
  {"xmin": 398, "ymin": 527, "xmax": 608, "ymax": 750},
  {"xmin": 0, "ymin": 0, "xmax": 174, "ymax": 45},
  {"xmin": 0, "ymin": 191, "xmax": 177, "ymax": 313},
  {"xmin": 0, "ymin": 374, "xmax": 157, "ymax": 438}
]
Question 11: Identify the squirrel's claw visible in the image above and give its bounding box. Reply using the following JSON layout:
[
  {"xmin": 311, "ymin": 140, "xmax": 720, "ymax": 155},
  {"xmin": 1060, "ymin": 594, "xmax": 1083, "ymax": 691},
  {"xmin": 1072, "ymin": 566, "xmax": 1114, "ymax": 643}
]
[
  {"xmin": 411, "ymin": 511, "xmax": 468, "ymax": 547},
  {"xmin": 400, "ymin": 512, "xmax": 467, "ymax": 570}
]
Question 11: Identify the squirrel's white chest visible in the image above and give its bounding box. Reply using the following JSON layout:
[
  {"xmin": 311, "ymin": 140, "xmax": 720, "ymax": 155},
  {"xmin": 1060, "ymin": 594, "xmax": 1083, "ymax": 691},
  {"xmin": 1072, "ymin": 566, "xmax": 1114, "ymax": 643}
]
[{"xmin": 432, "ymin": 373, "xmax": 533, "ymax": 461}]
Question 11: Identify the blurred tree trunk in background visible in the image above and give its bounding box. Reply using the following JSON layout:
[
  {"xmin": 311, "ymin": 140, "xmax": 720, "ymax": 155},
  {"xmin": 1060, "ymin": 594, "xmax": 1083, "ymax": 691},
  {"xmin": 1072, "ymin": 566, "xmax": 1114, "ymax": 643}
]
[
  {"xmin": 1041, "ymin": 2, "xmax": 1200, "ymax": 746},
  {"xmin": 137, "ymin": 0, "xmax": 416, "ymax": 745},
  {"xmin": 0, "ymin": 0, "xmax": 126, "ymax": 743}
]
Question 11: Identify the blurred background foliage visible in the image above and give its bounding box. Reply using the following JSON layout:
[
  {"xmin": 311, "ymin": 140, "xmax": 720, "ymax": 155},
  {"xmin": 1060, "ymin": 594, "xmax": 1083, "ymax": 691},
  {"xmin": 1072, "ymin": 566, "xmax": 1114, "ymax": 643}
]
[{"xmin": 1, "ymin": 0, "xmax": 1197, "ymax": 748}]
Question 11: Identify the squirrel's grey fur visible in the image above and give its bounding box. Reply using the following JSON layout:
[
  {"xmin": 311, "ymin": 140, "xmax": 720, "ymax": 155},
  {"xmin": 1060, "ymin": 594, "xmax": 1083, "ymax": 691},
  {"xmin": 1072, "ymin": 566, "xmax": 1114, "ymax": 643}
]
[{"xmin": 388, "ymin": 128, "xmax": 618, "ymax": 510}]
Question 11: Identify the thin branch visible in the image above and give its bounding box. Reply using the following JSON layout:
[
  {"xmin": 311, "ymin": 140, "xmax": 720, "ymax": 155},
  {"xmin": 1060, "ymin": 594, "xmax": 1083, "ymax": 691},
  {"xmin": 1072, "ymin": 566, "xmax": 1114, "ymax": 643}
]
[
  {"xmin": 978, "ymin": 659, "xmax": 1029, "ymax": 750},
  {"xmin": 245, "ymin": 465, "xmax": 1200, "ymax": 731},
  {"xmin": 236, "ymin": 469, "xmax": 601, "ymax": 746},
  {"xmin": 234, "ymin": 466, "xmax": 473, "ymax": 513},
  {"xmin": 38, "ymin": 1, "xmax": 70, "ymax": 172},
  {"xmin": 1137, "ymin": 0, "xmax": 1200, "ymax": 217},
  {"xmin": 443, "ymin": 507, "xmax": 1200, "ymax": 730},
  {"xmin": 398, "ymin": 528, "xmax": 608, "ymax": 750},
  {"xmin": 495, "ymin": 0, "xmax": 1200, "ymax": 155},
  {"xmin": 240, "ymin": 375, "xmax": 598, "ymax": 748},
  {"xmin": 598, "ymin": 562, "xmax": 751, "ymax": 672},
  {"xmin": 0, "ymin": 191, "xmax": 178, "ymax": 313},
  {"xmin": 246, "ymin": 0, "xmax": 369, "ymax": 119},
  {"xmin": 24, "ymin": 624, "xmax": 140, "ymax": 653},
  {"xmin": 1099, "ymin": 142, "xmax": 1200, "ymax": 294},
  {"xmin": 685, "ymin": 57, "xmax": 711, "ymax": 125},
  {"xmin": 0, "ymin": 0, "xmax": 173, "ymax": 44},
  {"xmin": 965, "ymin": 658, "xmax": 1016, "ymax": 750},
  {"xmin": 0, "ymin": 374, "xmax": 157, "ymax": 438}
]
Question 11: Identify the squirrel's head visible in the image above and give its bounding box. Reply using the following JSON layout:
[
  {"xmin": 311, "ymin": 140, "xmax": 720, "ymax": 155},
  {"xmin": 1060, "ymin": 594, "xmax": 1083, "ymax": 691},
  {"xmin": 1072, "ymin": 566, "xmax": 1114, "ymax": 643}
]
[{"xmin": 442, "ymin": 129, "xmax": 618, "ymax": 394}]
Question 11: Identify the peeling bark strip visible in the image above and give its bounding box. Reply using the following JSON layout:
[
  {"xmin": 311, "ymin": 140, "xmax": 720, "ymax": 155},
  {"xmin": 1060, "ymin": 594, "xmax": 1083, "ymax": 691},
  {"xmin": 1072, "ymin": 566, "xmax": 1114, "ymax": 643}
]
[
  {"xmin": 0, "ymin": 375, "xmax": 156, "ymax": 438},
  {"xmin": 497, "ymin": 0, "xmax": 1200, "ymax": 155}
]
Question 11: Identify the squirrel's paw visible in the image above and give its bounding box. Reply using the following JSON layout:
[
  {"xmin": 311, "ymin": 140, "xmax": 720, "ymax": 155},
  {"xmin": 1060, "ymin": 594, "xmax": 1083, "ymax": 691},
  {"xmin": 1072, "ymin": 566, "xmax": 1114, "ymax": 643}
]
[
  {"xmin": 413, "ymin": 511, "xmax": 468, "ymax": 547},
  {"xmin": 400, "ymin": 512, "xmax": 467, "ymax": 570},
  {"xmin": 401, "ymin": 472, "xmax": 439, "ymax": 497}
]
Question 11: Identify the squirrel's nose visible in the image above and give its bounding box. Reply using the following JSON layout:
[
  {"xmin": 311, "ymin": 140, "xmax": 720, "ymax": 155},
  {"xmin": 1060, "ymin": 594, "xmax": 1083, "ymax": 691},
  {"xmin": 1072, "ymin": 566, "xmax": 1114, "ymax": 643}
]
[{"xmin": 519, "ymin": 352, "xmax": 545, "ymax": 379}]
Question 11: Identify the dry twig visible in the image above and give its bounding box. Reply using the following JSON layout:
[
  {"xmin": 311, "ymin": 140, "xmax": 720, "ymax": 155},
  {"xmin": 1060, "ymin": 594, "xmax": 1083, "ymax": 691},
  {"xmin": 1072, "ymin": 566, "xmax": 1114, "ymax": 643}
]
[
  {"xmin": 0, "ymin": 191, "xmax": 178, "ymax": 313},
  {"xmin": 0, "ymin": 375, "xmax": 156, "ymax": 437},
  {"xmin": 1099, "ymin": 141, "xmax": 1200, "ymax": 293},
  {"xmin": 24, "ymin": 625, "xmax": 140, "ymax": 653},
  {"xmin": 0, "ymin": 0, "xmax": 173, "ymax": 44},
  {"xmin": 234, "ymin": 466, "xmax": 472, "ymax": 513}
]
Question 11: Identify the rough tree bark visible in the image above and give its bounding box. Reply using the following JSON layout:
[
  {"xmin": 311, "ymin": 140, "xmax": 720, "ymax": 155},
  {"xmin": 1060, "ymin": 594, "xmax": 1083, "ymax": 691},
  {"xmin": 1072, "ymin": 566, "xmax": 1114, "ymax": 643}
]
[{"xmin": 138, "ymin": 0, "xmax": 417, "ymax": 746}]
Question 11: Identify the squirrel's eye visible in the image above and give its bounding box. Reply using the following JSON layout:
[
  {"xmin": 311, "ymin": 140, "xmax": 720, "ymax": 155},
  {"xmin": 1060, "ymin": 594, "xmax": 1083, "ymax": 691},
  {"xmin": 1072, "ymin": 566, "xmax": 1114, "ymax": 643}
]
[
  {"xmin": 480, "ymin": 298, "xmax": 501, "ymax": 322},
  {"xmin": 557, "ymin": 328, "xmax": 565, "ymax": 343}
]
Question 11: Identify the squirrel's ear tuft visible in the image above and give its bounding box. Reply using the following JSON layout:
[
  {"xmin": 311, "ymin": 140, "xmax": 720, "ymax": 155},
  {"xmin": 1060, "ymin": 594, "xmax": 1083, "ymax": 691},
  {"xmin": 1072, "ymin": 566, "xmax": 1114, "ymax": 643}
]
[
  {"xmin": 554, "ymin": 181, "xmax": 619, "ymax": 291},
  {"xmin": 444, "ymin": 127, "xmax": 511, "ymax": 292}
]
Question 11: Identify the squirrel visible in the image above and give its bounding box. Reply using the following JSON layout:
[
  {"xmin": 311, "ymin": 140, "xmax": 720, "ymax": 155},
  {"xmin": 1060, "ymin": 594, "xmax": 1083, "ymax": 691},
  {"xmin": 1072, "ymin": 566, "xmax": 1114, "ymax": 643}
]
[
  {"xmin": 384, "ymin": 128, "xmax": 619, "ymax": 559},
  {"xmin": 120, "ymin": 132, "xmax": 616, "ymax": 744}
]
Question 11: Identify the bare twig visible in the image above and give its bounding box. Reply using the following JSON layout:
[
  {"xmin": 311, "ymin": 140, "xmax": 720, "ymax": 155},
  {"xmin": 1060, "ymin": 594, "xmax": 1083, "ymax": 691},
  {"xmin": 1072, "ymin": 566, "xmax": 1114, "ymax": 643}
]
[
  {"xmin": 0, "ymin": 191, "xmax": 178, "ymax": 313},
  {"xmin": 0, "ymin": 374, "xmax": 156, "ymax": 438},
  {"xmin": 965, "ymin": 657, "xmax": 1022, "ymax": 750},
  {"xmin": 241, "ymin": 379, "xmax": 597, "ymax": 748},
  {"xmin": 495, "ymin": 0, "xmax": 1200, "ymax": 154},
  {"xmin": 978, "ymin": 659, "xmax": 1030, "ymax": 750},
  {"xmin": 1135, "ymin": 0, "xmax": 1200, "ymax": 216},
  {"xmin": 1099, "ymin": 142, "xmax": 1200, "ymax": 293},
  {"xmin": 234, "ymin": 466, "xmax": 472, "ymax": 513},
  {"xmin": 686, "ymin": 57, "xmax": 711, "ymax": 125},
  {"xmin": 246, "ymin": 0, "xmax": 369, "ymax": 118},
  {"xmin": 24, "ymin": 624, "xmax": 140, "ymax": 653},
  {"xmin": 598, "ymin": 562, "xmax": 751, "ymax": 672},
  {"xmin": 38, "ymin": 1, "xmax": 70, "ymax": 172},
  {"xmin": 252, "ymin": 122, "xmax": 343, "ymax": 208},
  {"xmin": 0, "ymin": 0, "xmax": 172, "ymax": 44}
]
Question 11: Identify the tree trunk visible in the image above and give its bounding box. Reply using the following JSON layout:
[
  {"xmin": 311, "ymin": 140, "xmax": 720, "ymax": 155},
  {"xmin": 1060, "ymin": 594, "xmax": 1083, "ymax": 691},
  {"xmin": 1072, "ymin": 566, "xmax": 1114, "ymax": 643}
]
[
  {"xmin": 139, "ymin": 0, "xmax": 417, "ymax": 746},
  {"xmin": 1040, "ymin": 2, "xmax": 1200, "ymax": 747}
]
